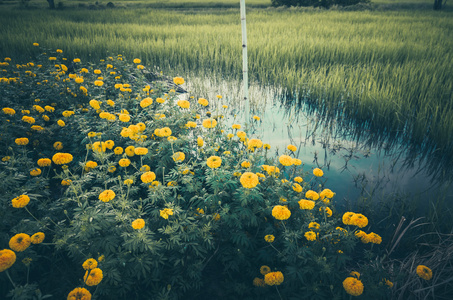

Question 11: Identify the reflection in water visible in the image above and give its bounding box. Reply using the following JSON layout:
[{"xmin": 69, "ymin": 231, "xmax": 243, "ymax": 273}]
[{"xmin": 185, "ymin": 74, "xmax": 453, "ymax": 207}]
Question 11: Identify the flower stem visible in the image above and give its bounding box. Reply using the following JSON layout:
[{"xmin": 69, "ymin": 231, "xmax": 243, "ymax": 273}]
[{"xmin": 5, "ymin": 270, "xmax": 16, "ymax": 288}]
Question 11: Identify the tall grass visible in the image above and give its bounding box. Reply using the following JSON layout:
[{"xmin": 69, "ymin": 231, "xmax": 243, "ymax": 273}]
[{"xmin": 0, "ymin": 2, "xmax": 452, "ymax": 155}]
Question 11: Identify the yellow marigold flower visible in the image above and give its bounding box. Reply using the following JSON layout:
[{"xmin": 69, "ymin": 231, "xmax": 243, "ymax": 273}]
[
  {"xmin": 42, "ymin": 115, "xmax": 50, "ymax": 121},
  {"xmin": 139, "ymin": 165, "xmax": 150, "ymax": 172},
  {"xmin": 253, "ymin": 115, "xmax": 260, "ymax": 121},
  {"xmin": 15, "ymin": 137, "xmax": 29, "ymax": 145},
  {"xmin": 62, "ymin": 110, "xmax": 74, "ymax": 118},
  {"xmin": 343, "ymin": 277, "xmax": 364, "ymax": 296},
  {"xmin": 160, "ymin": 208, "xmax": 174, "ymax": 219},
  {"xmin": 416, "ymin": 265, "xmax": 433, "ymax": 280},
  {"xmin": 52, "ymin": 153, "xmax": 73, "ymax": 165},
  {"xmin": 260, "ymin": 265, "xmax": 271, "ymax": 275},
  {"xmin": 2, "ymin": 156, "xmax": 11, "ymax": 162},
  {"xmin": 0, "ymin": 249, "xmax": 16, "ymax": 272},
  {"xmin": 293, "ymin": 158, "xmax": 302, "ymax": 165},
  {"xmin": 264, "ymin": 235, "xmax": 275, "ymax": 243},
  {"xmin": 57, "ymin": 119, "xmax": 65, "ymax": 127},
  {"xmin": 309, "ymin": 222, "xmax": 320, "ymax": 229},
  {"xmin": 31, "ymin": 125, "xmax": 44, "ymax": 131},
  {"xmin": 33, "ymin": 42, "xmax": 39, "ymax": 46},
  {"xmin": 173, "ymin": 77, "xmax": 184, "ymax": 85},
  {"xmin": 2, "ymin": 107, "xmax": 16, "ymax": 115},
  {"xmin": 140, "ymin": 97, "xmax": 153, "ymax": 108},
  {"xmin": 12, "ymin": 194, "xmax": 30, "ymax": 208},
  {"xmin": 350, "ymin": 213, "xmax": 368, "ymax": 228},
  {"xmin": 123, "ymin": 179, "xmax": 133, "ymax": 186},
  {"xmin": 84, "ymin": 161, "xmax": 98, "ymax": 171},
  {"xmin": 177, "ymin": 99, "xmax": 190, "ymax": 109},
  {"xmin": 172, "ymin": 152, "xmax": 185, "ymax": 162},
  {"xmin": 305, "ymin": 230, "xmax": 317, "ymax": 241},
  {"xmin": 92, "ymin": 141, "xmax": 106, "ymax": 153},
  {"xmin": 9, "ymin": 233, "xmax": 31, "ymax": 252},
  {"xmin": 160, "ymin": 127, "xmax": 172, "ymax": 137},
  {"xmin": 167, "ymin": 181, "xmax": 177, "ymax": 187},
  {"xmin": 141, "ymin": 171, "xmax": 156, "ymax": 183},
  {"xmin": 198, "ymin": 98, "xmax": 209, "ymax": 106},
  {"xmin": 134, "ymin": 147, "xmax": 148, "ymax": 155},
  {"xmin": 84, "ymin": 268, "xmax": 103, "ymax": 286},
  {"xmin": 36, "ymin": 158, "xmax": 51, "ymax": 167},
  {"xmin": 232, "ymin": 124, "xmax": 241, "ymax": 130},
  {"xmin": 82, "ymin": 258, "xmax": 98, "ymax": 270},
  {"xmin": 313, "ymin": 168, "xmax": 324, "ymax": 177},
  {"xmin": 131, "ymin": 218, "xmax": 145, "ymax": 230},
  {"xmin": 61, "ymin": 179, "xmax": 72, "ymax": 186},
  {"xmin": 99, "ymin": 190, "xmax": 115, "ymax": 202},
  {"xmin": 156, "ymin": 97, "xmax": 165, "ymax": 103},
  {"xmin": 206, "ymin": 156, "xmax": 222, "ymax": 169},
  {"xmin": 125, "ymin": 146, "xmax": 135, "ymax": 157},
  {"xmin": 103, "ymin": 140, "xmax": 114, "ymax": 150},
  {"xmin": 320, "ymin": 188, "xmax": 334, "ymax": 199},
  {"xmin": 248, "ymin": 139, "xmax": 263, "ymax": 150},
  {"xmin": 237, "ymin": 131, "xmax": 247, "ymax": 140},
  {"xmin": 272, "ymin": 205, "xmax": 291, "ymax": 220},
  {"xmin": 240, "ymin": 172, "xmax": 259, "ymax": 189},
  {"xmin": 30, "ymin": 168, "xmax": 42, "ymax": 176},
  {"xmin": 118, "ymin": 158, "xmax": 130, "ymax": 168},
  {"xmin": 185, "ymin": 121, "xmax": 197, "ymax": 128},
  {"xmin": 119, "ymin": 113, "xmax": 131, "ymax": 122},
  {"xmin": 202, "ymin": 118, "xmax": 217, "ymax": 128},
  {"xmin": 385, "ymin": 279, "xmax": 393, "ymax": 288},
  {"xmin": 320, "ymin": 206, "xmax": 333, "ymax": 217},
  {"xmin": 368, "ymin": 232, "xmax": 382, "ymax": 244},
  {"xmin": 53, "ymin": 141, "xmax": 63, "ymax": 150},
  {"xmin": 241, "ymin": 161, "xmax": 251, "ymax": 168},
  {"xmin": 342, "ymin": 212, "xmax": 356, "ymax": 225},
  {"xmin": 48, "ymin": 57, "xmax": 56, "ymax": 61},
  {"xmin": 287, "ymin": 144, "xmax": 297, "ymax": 152},
  {"xmin": 264, "ymin": 271, "xmax": 284, "ymax": 286},
  {"xmin": 93, "ymin": 69, "xmax": 101, "ymax": 75},
  {"xmin": 253, "ymin": 277, "xmax": 265, "ymax": 287},
  {"xmin": 113, "ymin": 147, "xmax": 123, "ymax": 155},
  {"xmin": 279, "ymin": 155, "xmax": 293, "ymax": 166},
  {"xmin": 292, "ymin": 183, "xmax": 303, "ymax": 193},
  {"xmin": 132, "ymin": 58, "xmax": 141, "ymax": 64},
  {"xmin": 197, "ymin": 137, "xmax": 204, "ymax": 147},
  {"xmin": 106, "ymin": 99, "xmax": 115, "ymax": 107},
  {"xmin": 294, "ymin": 176, "xmax": 303, "ymax": 183},
  {"xmin": 31, "ymin": 232, "xmax": 45, "ymax": 244},
  {"xmin": 305, "ymin": 190, "xmax": 320, "ymax": 200}
]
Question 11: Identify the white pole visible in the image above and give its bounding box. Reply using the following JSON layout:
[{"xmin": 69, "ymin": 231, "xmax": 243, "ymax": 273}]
[{"xmin": 240, "ymin": 0, "xmax": 249, "ymax": 129}]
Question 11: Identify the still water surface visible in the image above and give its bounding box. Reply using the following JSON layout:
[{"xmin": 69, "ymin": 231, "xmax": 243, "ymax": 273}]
[{"xmin": 185, "ymin": 74, "xmax": 453, "ymax": 210}]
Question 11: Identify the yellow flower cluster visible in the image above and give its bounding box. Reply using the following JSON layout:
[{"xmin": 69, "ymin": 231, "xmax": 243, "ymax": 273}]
[
  {"xmin": 177, "ymin": 99, "xmax": 190, "ymax": 109},
  {"xmin": 12, "ymin": 194, "xmax": 30, "ymax": 208},
  {"xmin": 31, "ymin": 232, "xmax": 45, "ymax": 244},
  {"xmin": 298, "ymin": 199, "xmax": 315, "ymax": 210},
  {"xmin": 279, "ymin": 155, "xmax": 293, "ymax": 166},
  {"xmin": 134, "ymin": 147, "xmax": 148, "ymax": 155},
  {"xmin": 313, "ymin": 168, "xmax": 324, "ymax": 177},
  {"xmin": 99, "ymin": 190, "xmax": 115, "ymax": 202},
  {"xmin": 342, "ymin": 212, "xmax": 368, "ymax": 228},
  {"xmin": 9, "ymin": 233, "xmax": 31, "ymax": 252},
  {"xmin": 264, "ymin": 271, "xmax": 284, "ymax": 286},
  {"xmin": 198, "ymin": 98, "xmax": 208, "ymax": 106},
  {"xmin": 84, "ymin": 268, "xmax": 103, "ymax": 286},
  {"xmin": 67, "ymin": 287, "xmax": 91, "ymax": 300},
  {"xmin": 185, "ymin": 121, "xmax": 197, "ymax": 128},
  {"xmin": 416, "ymin": 265, "xmax": 433, "ymax": 280},
  {"xmin": 0, "ymin": 249, "xmax": 16, "ymax": 272},
  {"xmin": 141, "ymin": 171, "xmax": 156, "ymax": 183},
  {"xmin": 264, "ymin": 235, "xmax": 275, "ymax": 243},
  {"xmin": 342, "ymin": 277, "xmax": 364, "ymax": 296},
  {"xmin": 15, "ymin": 137, "xmax": 29, "ymax": 145},
  {"xmin": 240, "ymin": 172, "xmax": 259, "ymax": 189},
  {"xmin": 154, "ymin": 127, "xmax": 172, "ymax": 137},
  {"xmin": 248, "ymin": 138, "xmax": 263, "ymax": 151},
  {"xmin": 82, "ymin": 258, "xmax": 98, "ymax": 270},
  {"xmin": 52, "ymin": 153, "xmax": 73, "ymax": 165},
  {"xmin": 132, "ymin": 218, "xmax": 145, "ymax": 229},
  {"xmin": 202, "ymin": 118, "xmax": 217, "ymax": 129},
  {"xmin": 172, "ymin": 152, "xmax": 185, "ymax": 162},
  {"xmin": 206, "ymin": 156, "xmax": 222, "ymax": 169},
  {"xmin": 272, "ymin": 205, "xmax": 291, "ymax": 220},
  {"xmin": 160, "ymin": 208, "xmax": 174, "ymax": 219},
  {"xmin": 261, "ymin": 165, "xmax": 279, "ymax": 175},
  {"xmin": 2, "ymin": 107, "xmax": 16, "ymax": 115}
]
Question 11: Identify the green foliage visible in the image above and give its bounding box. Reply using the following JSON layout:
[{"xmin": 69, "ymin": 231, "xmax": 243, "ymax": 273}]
[
  {"xmin": 271, "ymin": 0, "xmax": 369, "ymax": 8},
  {"xmin": 0, "ymin": 46, "xmax": 434, "ymax": 300}
]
